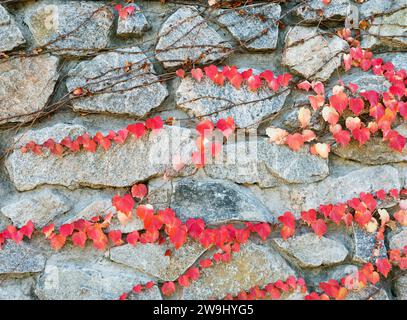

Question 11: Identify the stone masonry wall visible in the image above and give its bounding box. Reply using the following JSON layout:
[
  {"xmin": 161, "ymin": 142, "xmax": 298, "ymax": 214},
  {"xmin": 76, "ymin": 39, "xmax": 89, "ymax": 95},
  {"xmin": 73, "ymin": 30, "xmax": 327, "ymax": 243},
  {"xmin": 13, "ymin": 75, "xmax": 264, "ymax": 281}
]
[{"xmin": 0, "ymin": 0, "xmax": 406, "ymax": 300}]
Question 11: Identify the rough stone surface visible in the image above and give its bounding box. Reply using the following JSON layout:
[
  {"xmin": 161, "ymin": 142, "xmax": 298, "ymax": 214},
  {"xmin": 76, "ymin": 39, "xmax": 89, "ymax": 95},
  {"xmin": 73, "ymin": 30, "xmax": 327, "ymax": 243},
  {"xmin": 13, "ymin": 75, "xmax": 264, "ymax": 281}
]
[
  {"xmin": 64, "ymin": 198, "xmax": 144, "ymax": 232},
  {"xmin": 176, "ymin": 75, "xmax": 290, "ymax": 128},
  {"xmin": 0, "ymin": 54, "xmax": 59, "ymax": 124},
  {"xmin": 35, "ymin": 255, "xmax": 161, "ymax": 300},
  {"xmin": 155, "ymin": 6, "xmax": 232, "ymax": 68},
  {"xmin": 388, "ymin": 228, "xmax": 407, "ymax": 250},
  {"xmin": 182, "ymin": 242, "xmax": 296, "ymax": 299},
  {"xmin": 216, "ymin": 3, "xmax": 281, "ymax": 51},
  {"xmin": 250, "ymin": 165, "xmax": 401, "ymax": 216},
  {"xmin": 273, "ymin": 233, "xmax": 348, "ymax": 268},
  {"xmin": 0, "ymin": 242, "xmax": 46, "ymax": 274},
  {"xmin": 0, "ymin": 0, "xmax": 406, "ymax": 301},
  {"xmin": 66, "ymin": 47, "xmax": 168, "ymax": 117},
  {"xmin": 333, "ymin": 124, "xmax": 406, "ymax": 164},
  {"xmin": 333, "ymin": 138, "xmax": 406, "ymax": 164},
  {"xmin": 360, "ymin": 0, "xmax": 407, "ymax": 18},
  {"xmin": 170, "ymin": 178, "xmax": 274, "ymax": 224},
  {"xmin": 116, "ymin": 4, "xmax": 150, "ymax": 36},
  {"xmin": 205, "ymin": 139, "xmax": 329, "ymax": 187},
  {"xmin": 110, "ymin": 240, "xmax": 205, "ymax": 281},
  {"xmin": 377, "ymin": 52, "xmax": 407, "ymax": 71},
  {"xmin": 352, "ymin": 225, "xmax": 387, "ymax": 264},
  {"xmin": 296, "ymin": 0, "xmax": 350, "ymax": 22},
  {"xmin": 0, "ymin": 276, "xmax": 35, "ymax": 300},
  {"xmin": 0, "ymin": 189, "xmax": 71, "ymax": 228},
  {"xmin": 24, "ymin": 1, "xmax": 113, "ymax": 56},
  {"xmin": 362, "ymin": 8, "xmax": 407, "ymax": 49},
  {"xmin": 0, "ymin": 5, "xmax": 25, "ymax": 52},
  {"xmin": 6, "ymin": 124, "xmax": 195, "ymax": 191},
  {"xmin": 282, "ymin": 26, "xmax": 349, "ymax": 81},
  {"xmin": 337, "ymin": 69, "xmax": 391, "ymax": 94},
  {"xmin": 395, "ymin": 275, "xmax": 407, "ymax": 300}
]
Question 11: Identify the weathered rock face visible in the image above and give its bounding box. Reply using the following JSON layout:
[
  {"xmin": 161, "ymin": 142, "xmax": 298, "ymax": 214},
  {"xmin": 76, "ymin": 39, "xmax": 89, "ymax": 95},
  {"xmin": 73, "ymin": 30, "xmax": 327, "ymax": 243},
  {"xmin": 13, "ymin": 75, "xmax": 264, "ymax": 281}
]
[
  {"xmin": 337, "ymin": 69, "xmax": 391, "ymax": 93},
  {"xmin": 395, "ymin": 275, "xmax": 407, "ymax": 300},
  {"xmin": 1, "ymin": 0, "xmax": 406, "ymax": 301},
  {"xmin": 216, "ymin": 3, "xmax": 281, "ymax": 51},
  {"xmin": 0, "ymin": 242, "xmax": 46, "ymax": 274},
  {"xmin": 170, "ymin": 179, "xmax": 274, "ymax": 224},
  {"xmin": 296, "ymin": 0, "xmax": 350, "ymax": 22},
  {"xmin": 333, "ymin": 124, "xmax": 407, "ymax": 164},
  {"xmin": 205, "ymin": 139, "xmax": 329, "ymax": 187},
  {"xmin": 110, "ymin": 240, "xmax": 205, "ymax": 281},
  {"xmin": 389, "ymin": 228, "xmax": 407, "ymax": 250},
  {"xmin": 249, "ymin": 165, "xmax": 401, "ymax": 215},
  {"xmin": 35, "ymin": 254, "xmax": 161, "ymax": 300},
  {"xmin": 0, "ymin": 54, "xmax": 59, "ymax": 124},
  {"xmin": 0, "ymin": 5, "xmax": 25, "ymax": 52},
  {"xmin": 282, "ymin": 26, "xmax": 349, "ymax": 81},
  {"xmin": 66, "ymin": 47, "xmax": 168, "ymax": 117},
  {"xmin": 273, "ymin": 233, "xmax": 348, "ymax": 268},
  {"xmin": 176, "ymin": 75, "xmax": 290, "ymax": 128},
  {"xmin": 116, "ymin": 4, "xmax": 150, "ymax": 37},
  {"xmin": 63, "ymin": 198, "xmax": 144, "ymax": 232},
  {"xmin": 360, "ymin": 0, "xmax": 407, "ymax": 19},
  {"xmin": 0, "ymin": 276, "xmax": 35, "ymax": 300},
  {"xmin": 24, "ymin": 1, "xmax": 113, "ymax": 56},
  {"xmin": 352, "ymin": 225, "xmax": 387, "ymax": 264},
  {"xmin": 362, "ymin": 8, "xmax": 407, "ymax": 49},
  {"xmin": 155, "ymin": 6, "xmax": 232, "ymax": 68},
  {"xmin": 182, "ymin": 242, "xmax": 296, "ymax": 299},
  {"xmin": 0, "ymin": 189, "xmax": 71, "ymax": 228},
  {"xmin": 6, "ymin": 124, "xmax": 195, "ymax": 191}
]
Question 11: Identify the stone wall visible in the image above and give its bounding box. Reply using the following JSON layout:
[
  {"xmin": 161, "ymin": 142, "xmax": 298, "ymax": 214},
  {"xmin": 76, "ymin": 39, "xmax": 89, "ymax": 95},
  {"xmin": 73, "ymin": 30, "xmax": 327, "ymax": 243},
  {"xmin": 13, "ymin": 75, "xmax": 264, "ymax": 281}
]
[{"xmin": 0, "ymin": 0, "xmax": 406, "ymax": 300}]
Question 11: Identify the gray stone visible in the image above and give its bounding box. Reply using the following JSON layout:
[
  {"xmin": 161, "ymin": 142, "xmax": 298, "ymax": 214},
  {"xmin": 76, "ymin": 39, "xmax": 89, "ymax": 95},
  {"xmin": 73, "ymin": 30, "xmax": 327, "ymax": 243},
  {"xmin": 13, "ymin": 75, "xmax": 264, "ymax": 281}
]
[
  {"xmin": 0, "ymin": 242, "xmax": 46, "ymax": 274},
  {"xmin": 66, "ymin": 47, "xmax": 168, "ymax": 117},
  {"xmin": 110, "ymin": 240, "xmax": 206, "ymax": 281},
  {"xmin": 347, "ymin": 284, "xmax": 390, "ymax": 300},
  {"xmin": 170, "ymin": 178, "xmax": 274, "ymax": 224},
  {"xmin": 216, "ymin": 3, "xmax": 280, "ymax": 51},
  {"xmin": 250, "ymin": 165, "xmax": 401, "ymax": 216},
  {"xmin": 395, "ymin": 275, "xmax": 407, "ymax": 300},
  {"xmin": 352, "ymin": 225, "xmax": 387, "ymax": 264},
  {"xmin": 296, "ymin": 0, "xmax": 350, "ymax": 22},
  {"xmin": 176, "ymin": 74, "xmax": 290, "ymax": 128},
  {"xmin": 204, "ymin": 138, "xmax": 329, "ymax": 187},
  {"xmin": 182, "ymin": 241, "xmax": 296, "ymax": 299},
  {"xmin": 6, "ymin": 124, "xmax": 196, "ymax": 191},
  {"xmin": 377, "ymin": 52, "xmax": 407, "ymax": 71},
  {"xmin": 388, "ymin": 228, "xmax": 407, "ymax": 250},
  {"xmin": 362, "ymin": 8, "xmax": 407, "ymax": 49},
  {"xmin": 0, "ymin": 54, "xmax": 59, "ymax": 124},
  {"xmin": 338, "ymin": 69, "xmax": 391, "ymax": 94},
  {"xmin": 35, "ymin": 255, "xmax": 161, "ymax": 300},
  {"xmin": 273, "ymin": 233, "xmax": 348, "ymax": 268},
  {"xmin": 65, "ymin": 198, "xmax": 144, "ymax": 233},
  {"xmin": 333, "ymin": 124, "xmax": 406, "ymax": 164},
  {"xmin": 116, "ymin": 4, "xmax": 150, "ymax": 36},
  {"xmin": 0, "ymin": 5, "xmax": 25, "ymax": 52},
  {"xmin": 24, "ymin": 1, "xmax": 113, "ymax": 56},
  {"xmin": 0, "ymin": 276, "xmax": 35, "ymax": 300},
  {"xmin": 360, "ymin": 0, "xmax": 407, "ymax": 19},
  {"xmin": 155, "ymin": 6, "xmax": 232, "ymax": 68},
  {"xmin": 1, "ymin": 189, "xmax": 71, "ymax": 228},
  {"xmin": 282, "ymin": 26, "xmax": 349, "ymax": 81}
]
